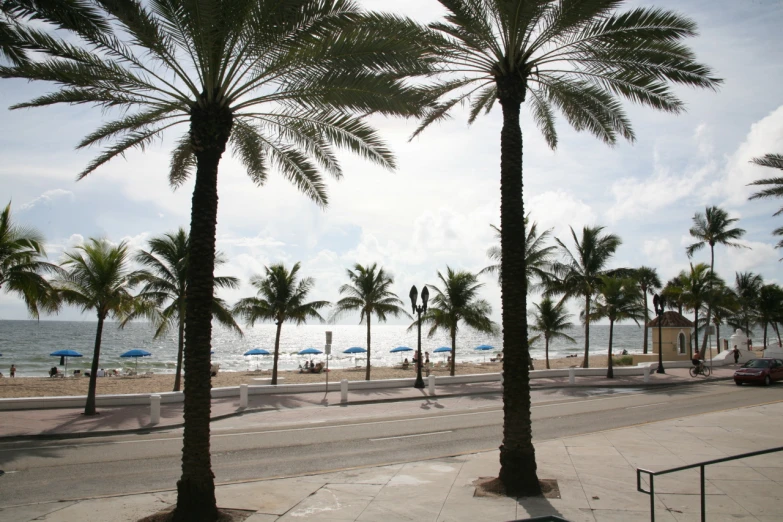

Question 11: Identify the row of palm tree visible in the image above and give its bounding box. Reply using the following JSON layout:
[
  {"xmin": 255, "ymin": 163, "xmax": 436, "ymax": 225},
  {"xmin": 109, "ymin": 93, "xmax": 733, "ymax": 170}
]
[{"xmin": 1, "ymin": 0, "xmax": 724, "ymax": 511}]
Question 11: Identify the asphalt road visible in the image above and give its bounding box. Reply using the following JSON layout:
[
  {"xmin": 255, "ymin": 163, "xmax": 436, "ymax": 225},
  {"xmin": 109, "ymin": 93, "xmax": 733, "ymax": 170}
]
[{"xmin": 0, "ymin": 381, "xmax": 780, "ymax": 508}]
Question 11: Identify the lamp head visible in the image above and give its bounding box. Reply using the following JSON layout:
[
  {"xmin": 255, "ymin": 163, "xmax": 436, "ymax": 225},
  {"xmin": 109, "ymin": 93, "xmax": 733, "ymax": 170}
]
[
  {"xmin": 421, "ymin": 286, "xmax": 429, "ymax": 313},
  {"xmin": 409, "ymin": 285, "xmax": 418, "ymax": 314}
]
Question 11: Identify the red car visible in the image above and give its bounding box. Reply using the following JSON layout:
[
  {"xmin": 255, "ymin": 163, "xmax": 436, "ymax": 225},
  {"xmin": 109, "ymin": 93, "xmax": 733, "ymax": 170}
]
[{"xmin": 734, "ymin": 358, "xmax": 783, "ymax": 386}]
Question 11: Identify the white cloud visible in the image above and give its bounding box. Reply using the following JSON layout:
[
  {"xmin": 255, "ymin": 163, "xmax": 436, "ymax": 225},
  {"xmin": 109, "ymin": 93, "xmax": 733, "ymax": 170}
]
[
  {"xmin": 18, "ymin": 189, "xmax": 74, "ymax": 211},
  {"xmin": 527, "ymin": 191, "xmax": 597, "ymax": 240},
  {"xmin": 707, "ymin": 104, "xmax": 783, "ymax": 206}
]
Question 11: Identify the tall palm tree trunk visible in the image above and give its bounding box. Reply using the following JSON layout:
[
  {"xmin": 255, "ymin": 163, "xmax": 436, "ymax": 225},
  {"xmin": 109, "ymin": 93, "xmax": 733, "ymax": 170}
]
[
  {"xmin": 174, "ymin": 103, "xmax": 232, "ymax": 522},
  {"xmin": 84, "ymin": 313, "xmax": 105, "ymax": 415},
  {"xmin": 545, "ymin": 336, "xmax": 550, "ymax": 370},
  {"xmin": 583, "ymin": 295, "xmax": 591, "ymax": 368},
  {"xmin": 763, "ymin": 322, "xmax": 768, "ymax": 348},
  {"xmin": 693, "ymin": 309, "xmax": 699, "ymax": 360},
  {"xmin": 272, "ymin": 321, "xmax": 282, "ymax": 385},
  {"xmin": 174, "ymin": 303, "xmax": 185, "ymax": 392},
  {"xmin": 642, "ymin": 292, "xmax": 649, "ymax": 354},
  {"xmin": 715, "ymin": 323, "xmax": 721, "ymax": 353},
  {"xmin": 496, "ymin": 89, "xmax": 540, "ymax": 497},
  {"xmin": 701, "ymin": 247, "xmax": 715, "ymax": 352},
  {"xmin": 450, "ymin": 327, "xmax": 456, "ymax": 377},
  {"xmin": 607, "ymin": 320, "xmax": 614, "ymax": 379},
  {"xmin": 365, "ymin": 314, "xmax": 372, "ymax": 381}
]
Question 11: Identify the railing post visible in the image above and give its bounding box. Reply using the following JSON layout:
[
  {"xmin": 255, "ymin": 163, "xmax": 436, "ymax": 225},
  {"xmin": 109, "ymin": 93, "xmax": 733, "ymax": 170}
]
[
  {"xmin": 340, "ymin": 379, "xmax": 348, "ymax": 403},
  {"xmin": 149, "ymin": 394, "xmax": 161, "ymax": 425},
  {"xmin": 649, "ymin": 474, "xmax": 655, "ymax": 522},
  {"xmin": 700, "ymin": 465, "xmax": 706, "ymax": 522},
  {"xmin": 239, "ymin": 384, "xmax": 248, "ymax": 408},
  {"xmin": 569, "ymin": 367, "xmax": 575, "ymax": 385},
  {"xmin": 428, "ymin": 375, "xmax": 436, "ymax": 395}
]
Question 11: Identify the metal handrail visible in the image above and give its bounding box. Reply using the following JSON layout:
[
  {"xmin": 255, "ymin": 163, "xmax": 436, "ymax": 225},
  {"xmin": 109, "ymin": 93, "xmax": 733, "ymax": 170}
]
[{"xmin": 637, "ymin": 445, "xmax": 783, "ymax": 521}]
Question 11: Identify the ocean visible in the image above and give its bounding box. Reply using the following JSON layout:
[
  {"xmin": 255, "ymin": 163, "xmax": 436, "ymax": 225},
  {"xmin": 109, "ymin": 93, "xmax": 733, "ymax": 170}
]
[{"xmin": 0, "ymin": 320, "xmax": 756, "ymax": 377}]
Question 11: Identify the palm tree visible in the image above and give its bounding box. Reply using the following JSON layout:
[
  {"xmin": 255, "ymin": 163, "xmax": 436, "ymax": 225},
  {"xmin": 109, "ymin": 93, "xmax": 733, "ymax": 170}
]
[
  {"xmin": 633, "ymin": 267, "xmax": 661, "ymax": 354},
  {"xmin": 673, "ymin": 263, "xmax": 723, "ymax": 359},
  {"xmin": 55, "ymin": 239, "xmax": 141, "ymax": 415},
  {"xmin": 757, "ymin": 284, "xmax": 783, "ymax": 348},
  {"xmin": 331, "ymin": 263, "xmax": 409, "ymax": 380},
  {"xmin": 124, "ymin": 229, "xmax": 242, "ymax": 392},
  {"xmin": 481, "ymin": 215, "xmax": 556, "ymax": 291},
  {"xmin": 420, "ymin": 267, "xmax": 496, "ymax": 376},
  {"xmin": 415, "ymin": 0, "xmax": 719, "ymax": 492},
  {"xmin": 698, "ymin": 283, "xmax": 737, "ymax": 353},
  {"xmin": 662, "ymin": 276, "xmax": 685, "ymax": 315},
  {"xmin": 0, "ymin": 0, "xmax": 107, "ymax": 65},
  {"xmin": 1, "ymin": 4, "xmax": 433, "ymax": 517},
  {"xmin": 549, "ymin": 226, "xmax": 623, "ymax": 369},
  {"xmin": 0, "ymin": 201, "xmax": 60, "ymax": 317},
  {"xmin": 686, "ymin": 206, "xmax": 747, "ymax": 350},
  {"xmin": 529, "ymin": 297, "xmax": 574, "ymax": 370},
  {"xmin": 733, "ymin": 272, "xmax": 764, "ymax": 337},
  {"xmin": 590, "ymin": 276, "xmax": 644, "ymax": 378},
  {"xmin": 233, "ymin": 263, "xmax": 328, "ymax": 386},
  {"xmin": 748, "ymin": 153, "xmax": 783, "ymax": 254}
]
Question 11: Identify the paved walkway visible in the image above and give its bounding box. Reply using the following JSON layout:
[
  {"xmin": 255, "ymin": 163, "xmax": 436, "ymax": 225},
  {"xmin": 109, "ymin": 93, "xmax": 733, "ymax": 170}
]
[
  {"xmin": 0, "ymin": 366, "xmax": 736, "ymax": 439},
  {"xmin": 2, "ymin": 387, "xmax": 781, "ymax": 521}
]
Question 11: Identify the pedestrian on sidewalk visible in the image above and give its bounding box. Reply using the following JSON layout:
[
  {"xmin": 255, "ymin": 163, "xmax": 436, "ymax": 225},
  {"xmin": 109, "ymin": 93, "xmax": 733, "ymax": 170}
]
[
  {"xmin": 733, "ymin": 346, "xmax": 740, "ymax": 364},
  {"xmin": 10, "ymin": 364, "xmax": 16, "ymax": 378}
]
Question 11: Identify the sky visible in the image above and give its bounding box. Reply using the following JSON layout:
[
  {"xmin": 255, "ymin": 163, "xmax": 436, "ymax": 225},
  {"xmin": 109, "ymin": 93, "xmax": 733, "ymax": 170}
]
[{"xmin": 1, "ymin": 0, "xmax": 782, "ymax": 325}]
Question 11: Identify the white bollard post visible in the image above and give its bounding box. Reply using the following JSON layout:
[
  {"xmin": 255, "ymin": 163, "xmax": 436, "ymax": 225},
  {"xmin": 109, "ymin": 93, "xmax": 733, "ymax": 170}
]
[
  {"xmin": 150, "ymin": 394, "xmax": 161, "ymax": 425},
  {"xmin": 643, "ymin": 367, "xmax": 651, "ymax": 383},
  {"xmin": 569, "ymin": 368, "xmax": 575, "ymax": 385},
  {"xmin": 239, "ymin": 384, "xmax": 248, "ymax": 408},
  {"xmin": 428, "ymin": 374, "xmax": 436, "ymax": 395},
  {"xmin": 340, "ymin": 379, "xmax": 348, "ymax": 403}
]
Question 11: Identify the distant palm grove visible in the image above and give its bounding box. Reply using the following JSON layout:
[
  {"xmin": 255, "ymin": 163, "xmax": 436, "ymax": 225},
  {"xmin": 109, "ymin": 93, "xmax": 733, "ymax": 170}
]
[{"xmin": 2, "ymin": 0, "xmax": 781, "ymax": 520}]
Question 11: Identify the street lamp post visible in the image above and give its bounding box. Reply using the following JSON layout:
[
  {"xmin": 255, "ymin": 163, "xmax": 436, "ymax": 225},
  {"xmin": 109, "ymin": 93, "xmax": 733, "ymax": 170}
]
[
  {"xmin": 409, "ymin": 284, "xmax": 429, "ymax": 389},
  {"xmin": 653, "ymin": 294, "xmax": 666, "ymax": 374}
]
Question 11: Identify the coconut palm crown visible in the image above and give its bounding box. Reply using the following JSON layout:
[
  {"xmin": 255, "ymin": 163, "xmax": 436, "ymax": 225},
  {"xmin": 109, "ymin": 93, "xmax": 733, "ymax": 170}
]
[
  {"xmin": 0, "ymin": 2, "xmax": 435, "ymax": 518},
  {"xmin": 414, "ymin": 0, "xmax": 720, "ymax": 497},
  {"xmin": 748, "ymin": 153, "xmax": 783, "ymax": 253},
  {"xmin": 420, "ymin": 267, "xmax": 497, "ymax": 376},
  {"xmin": 124, "ymin": 229, "xmax": 242, "ymax": 392},
  {"xmin": 331, "ymin": 263, "xmax": 410, "ymax": 381},
  {"xmin": 0, "ymin": 201, "xmax": 60, "ymax": 317},
  {"xmin": 481, "ymin": 215, "xmax": 556, "ymax": 291}
]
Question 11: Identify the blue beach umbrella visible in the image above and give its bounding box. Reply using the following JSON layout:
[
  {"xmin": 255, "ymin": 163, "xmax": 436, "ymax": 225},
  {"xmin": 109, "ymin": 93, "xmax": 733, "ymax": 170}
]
[
  {"xmin": 390, "ymin": 346, "xmax": 413, "ymax": 353},
  {"xmin": 474, "ymin": 344, "xmax": 494, "ymax": 362},
  {"xmin": 434, "ymin": 346, "xmax": 451, "ymax": 361},
  {"xmin": 298, "ymin": 347, "xmax": 323, "ymax": 355},
  {"xmin": 50, "ymin": 349, "xmax": 83, "ymax": 374},
  {"xmin": 120, "ymin": 349, "xmax": 152, "ymax": 371},
  {"xmin": 343, "ymin": 346, "xmax": 366, "ymax": 354},
  {"xmin": 243, "ymin": 348, "xmax": 271, "ymax": 370}
]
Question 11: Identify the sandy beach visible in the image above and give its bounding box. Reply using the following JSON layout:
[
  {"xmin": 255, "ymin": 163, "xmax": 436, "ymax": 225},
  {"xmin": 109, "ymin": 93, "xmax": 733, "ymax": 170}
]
[{"xmin": 0, "ymin": 355, "xmax": 609, "ymax": 398}]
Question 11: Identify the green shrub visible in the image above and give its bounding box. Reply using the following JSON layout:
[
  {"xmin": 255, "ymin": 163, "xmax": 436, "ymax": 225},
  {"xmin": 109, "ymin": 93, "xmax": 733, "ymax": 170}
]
[{"xmin": 612, "ymin": 355, "xmax": 633, "ymax": 366}]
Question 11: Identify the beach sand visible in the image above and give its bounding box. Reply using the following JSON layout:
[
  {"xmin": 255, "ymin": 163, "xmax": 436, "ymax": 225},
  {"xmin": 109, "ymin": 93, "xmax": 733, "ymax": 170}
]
[{"xmin": 0, "ymin": 355, "xmax": 609, "ymax": 398}]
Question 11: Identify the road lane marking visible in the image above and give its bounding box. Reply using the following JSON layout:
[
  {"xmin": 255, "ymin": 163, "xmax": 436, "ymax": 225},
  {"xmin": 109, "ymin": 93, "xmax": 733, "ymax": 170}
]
[
  {"xmin": 626, "ymin": 402, "xmax": 668, "ymax": 409},
  {"xmin": 370, "ymin": 430, "xmax": 452, "ymax": 441}
]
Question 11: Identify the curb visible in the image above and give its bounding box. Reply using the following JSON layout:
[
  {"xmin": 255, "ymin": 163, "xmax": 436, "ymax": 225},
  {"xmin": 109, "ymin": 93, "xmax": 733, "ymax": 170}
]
[{"xmin": 0, "ymin": 376, "xmax": 733, "ymax": 442}]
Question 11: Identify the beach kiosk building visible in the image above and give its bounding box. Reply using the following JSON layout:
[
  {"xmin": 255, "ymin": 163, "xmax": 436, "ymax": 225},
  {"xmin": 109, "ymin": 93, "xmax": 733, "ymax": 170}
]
[{"xmin": 648, "ymin": 311, "xmax": 695, "ymax": 362}]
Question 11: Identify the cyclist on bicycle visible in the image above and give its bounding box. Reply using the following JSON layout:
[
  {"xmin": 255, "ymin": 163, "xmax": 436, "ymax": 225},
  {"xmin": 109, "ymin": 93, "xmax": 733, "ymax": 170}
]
[{"xmin": 691, "ymin": 349, "xmax": 703, "ymax": 374}]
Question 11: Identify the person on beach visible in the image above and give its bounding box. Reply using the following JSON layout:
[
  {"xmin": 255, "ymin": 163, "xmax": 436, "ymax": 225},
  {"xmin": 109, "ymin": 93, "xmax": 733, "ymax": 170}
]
[
  {"xmin": 10, "ymin": 364, "xmax": 16, "ymax": 378},
  {"xmin": 733, "ymin": 346, "xmax": 740, "ymax": 364},
  {"xmin": 424, "ymin": 353, "xmax": 431, "ymax": 376}
]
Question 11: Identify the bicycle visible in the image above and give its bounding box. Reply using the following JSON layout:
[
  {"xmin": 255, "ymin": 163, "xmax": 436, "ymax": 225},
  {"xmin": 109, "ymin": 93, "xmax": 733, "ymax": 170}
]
[{"xmin": 689, "ymin": 363, "xmax": 712, "ymax": 378}]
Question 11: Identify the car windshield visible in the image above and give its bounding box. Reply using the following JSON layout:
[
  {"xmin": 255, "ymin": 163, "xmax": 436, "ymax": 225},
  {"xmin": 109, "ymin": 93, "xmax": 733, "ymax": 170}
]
[{"xmin": 743, "ymin": 360, "xmax": 771, "ymax": 368}]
